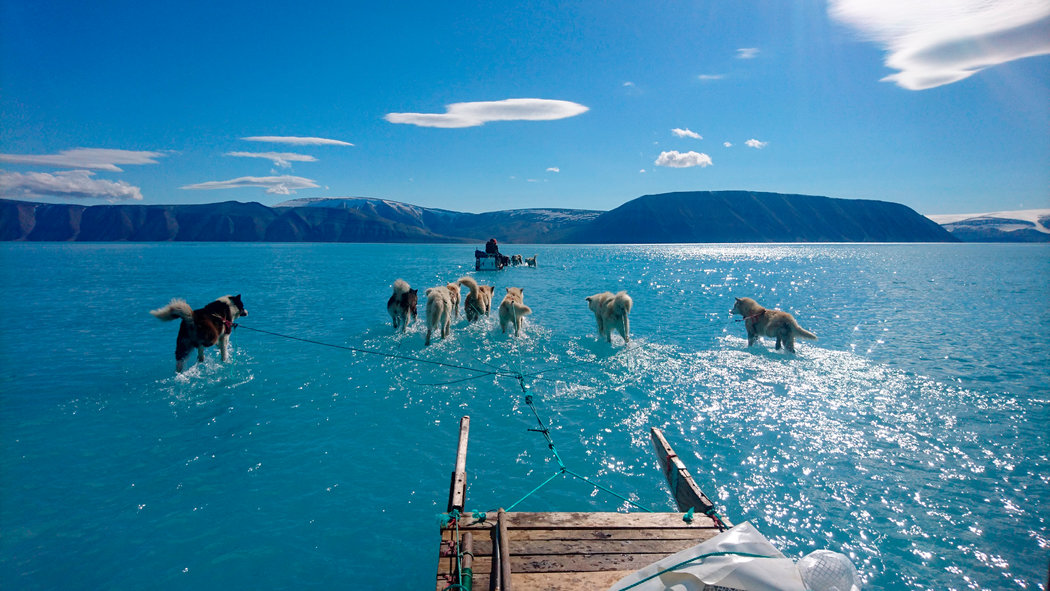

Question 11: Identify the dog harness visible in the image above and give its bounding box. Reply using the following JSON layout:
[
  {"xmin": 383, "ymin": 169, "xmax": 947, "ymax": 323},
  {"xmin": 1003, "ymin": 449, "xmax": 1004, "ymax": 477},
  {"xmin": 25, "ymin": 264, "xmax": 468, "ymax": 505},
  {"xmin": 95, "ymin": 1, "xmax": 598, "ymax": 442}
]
[
  {"xmin": 743, "ymin": 310, "xmax": 765, "ymax": 325},
  {"xmin": 211, "ymin": 312, "xmax": 237, "ymax": 332}
]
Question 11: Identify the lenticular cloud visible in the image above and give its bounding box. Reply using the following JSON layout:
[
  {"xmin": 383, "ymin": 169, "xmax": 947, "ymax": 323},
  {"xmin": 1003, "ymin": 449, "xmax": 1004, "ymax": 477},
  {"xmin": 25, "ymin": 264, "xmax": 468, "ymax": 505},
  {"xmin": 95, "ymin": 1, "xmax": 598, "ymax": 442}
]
[
  {"xmin": 181, "ymin": 175, "xmax": 319, "ymax": 195},
  {"xmin": 385, "ymin": 99, "xmax": 589, "ymax": 128},
  {"xmin": 829, "ymin": 0, "xmax": 1050, "ymax": 90},
  {"xmin": 0, "ymin": 169, "xmax": 143, "ymax": 201}
]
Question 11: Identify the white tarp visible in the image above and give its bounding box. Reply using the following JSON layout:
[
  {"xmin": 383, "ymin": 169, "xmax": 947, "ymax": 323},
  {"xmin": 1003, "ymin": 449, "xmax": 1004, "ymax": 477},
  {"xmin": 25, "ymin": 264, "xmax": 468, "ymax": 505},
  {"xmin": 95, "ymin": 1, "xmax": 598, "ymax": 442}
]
[{"xmin": 607, "ymin": 521, "xmax": 807, "ymax": 591}]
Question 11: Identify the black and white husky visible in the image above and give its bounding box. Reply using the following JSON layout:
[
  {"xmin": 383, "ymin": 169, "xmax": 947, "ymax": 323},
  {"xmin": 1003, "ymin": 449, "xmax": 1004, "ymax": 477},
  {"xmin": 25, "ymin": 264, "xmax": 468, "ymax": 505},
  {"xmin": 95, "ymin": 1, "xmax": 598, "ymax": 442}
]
[
  {"xmin": 151, "ymin": 294, "xmax": 248, "ymax": 372},
  {"xmin": 387, "ymin": 279, "xmax": 418, "ymax": 332}
]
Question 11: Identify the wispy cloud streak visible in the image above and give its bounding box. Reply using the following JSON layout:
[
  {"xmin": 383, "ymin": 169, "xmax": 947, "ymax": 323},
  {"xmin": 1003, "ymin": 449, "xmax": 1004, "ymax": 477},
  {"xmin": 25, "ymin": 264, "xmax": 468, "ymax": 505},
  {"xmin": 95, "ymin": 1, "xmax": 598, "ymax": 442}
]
[
  {"xmin": 385, "ymin": 98, "xmax": 589, "ymax": 128},
  {"xmin": 0, "ymin": 148, "xmax": 164, "ymax": 172},
  {"xmin": 242, "ymin": 136, "xmax": 353, "ymax": 146},
  {"xmin": 225, "ymin": 152, "xmax": 318, "ymax": 168},
  {"xmin": 829, "ymin": 0, "xmax": 1050, "ymax": 89},
  {"xmin": 181, "ymin": 175, "xmax": 319, "ymax": 195}
]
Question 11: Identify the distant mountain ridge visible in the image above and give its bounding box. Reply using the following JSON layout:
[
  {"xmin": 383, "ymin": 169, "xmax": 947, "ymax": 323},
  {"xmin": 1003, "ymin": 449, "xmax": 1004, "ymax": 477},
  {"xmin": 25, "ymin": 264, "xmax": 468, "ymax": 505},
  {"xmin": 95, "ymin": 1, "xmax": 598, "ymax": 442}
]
[
  {"xmin": 1, "ymin": 191, "xmax": 957, "ymax": 243},
  {"xmin": 925, "ymin": 209, "xmax": 1050, "ymax": 242}
]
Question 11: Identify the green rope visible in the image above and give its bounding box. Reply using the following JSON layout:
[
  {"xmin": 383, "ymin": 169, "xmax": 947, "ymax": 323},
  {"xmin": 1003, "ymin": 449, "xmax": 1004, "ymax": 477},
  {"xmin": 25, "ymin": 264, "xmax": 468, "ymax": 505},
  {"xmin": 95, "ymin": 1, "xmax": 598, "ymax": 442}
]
[
  {"xmin": 613, "ymin": 550, "xmax": 776, "ymax": 591},
  {"xmin": 495, "ymin": 381, "xmax": 654, "ymax": 513}
]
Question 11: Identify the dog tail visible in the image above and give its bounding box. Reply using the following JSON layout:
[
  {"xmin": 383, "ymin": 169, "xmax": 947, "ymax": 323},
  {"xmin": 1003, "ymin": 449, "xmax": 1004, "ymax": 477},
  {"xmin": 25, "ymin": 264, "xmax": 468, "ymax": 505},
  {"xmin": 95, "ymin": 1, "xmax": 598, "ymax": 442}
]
[
  {"xmin": 511, "ymin": 302, "xmax": 532, "ymax": 327},
  {"xmin": 392, "ymin": 278, "xmax": 411, "ymax": 295},
  {"xmin": 612, "ymin": 291, "xmax": 633, "ymax": 315},
  {"xmin": 457, "ymin": 276, "xmax": 479, "ymax": 295},
  {"xmin": 151, "ymin": 298, "xmax": 193, "ymax": 322},
  {"xmin": 792, "ymin": 321, "xmax": 817, "ymax": 340}
]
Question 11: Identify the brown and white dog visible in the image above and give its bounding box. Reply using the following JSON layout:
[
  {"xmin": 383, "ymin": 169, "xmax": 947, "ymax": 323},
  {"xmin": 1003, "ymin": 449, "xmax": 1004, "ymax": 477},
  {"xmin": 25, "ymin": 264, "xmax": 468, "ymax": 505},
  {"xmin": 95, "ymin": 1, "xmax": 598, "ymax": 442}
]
[
  {"xmin": 511, "ymin": 254, "xmax": 523, "ymax": 266},
  {"xmin": 446, "ymin": 282, "xmax": 461, "ymax": 320},
  {"xmin": 424, "ymin": 286, "xmax": 453, "ymax": 345},
  {"xmin": 525, "ymin": 255, "xmax": 537, "ymax": 267},
  {"xmin": 458, "ymin": 276, "xmax": 495, "ymax": 322},
  {"xmin": 498, "ymin": 287, "xmax": 532, "ymax": 336},
  {"xmin": 387, "ymin": 279, "xmax": 418, "ymax": 332},
  {"xmin": 731, "ymin": 297, "xmax": 817, "ymax": 353},
  {"xmin": 151, "ymin": 294, "xmax": 248, "ymax": 372},
  {"xmin": 586, "ymin": 291, "xmax": 632, "ymax": 344}
]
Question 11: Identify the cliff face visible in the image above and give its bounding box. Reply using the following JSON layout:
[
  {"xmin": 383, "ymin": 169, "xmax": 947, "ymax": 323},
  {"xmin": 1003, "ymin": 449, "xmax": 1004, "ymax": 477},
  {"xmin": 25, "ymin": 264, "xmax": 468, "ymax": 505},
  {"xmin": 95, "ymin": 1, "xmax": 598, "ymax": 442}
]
[
  {"xmin": 0, "ymin": 191, "xmax": 958, "ymax": 243},
  {"xmin": 0, "ymin": 200, "xmax": 461, "ymax": 243}
]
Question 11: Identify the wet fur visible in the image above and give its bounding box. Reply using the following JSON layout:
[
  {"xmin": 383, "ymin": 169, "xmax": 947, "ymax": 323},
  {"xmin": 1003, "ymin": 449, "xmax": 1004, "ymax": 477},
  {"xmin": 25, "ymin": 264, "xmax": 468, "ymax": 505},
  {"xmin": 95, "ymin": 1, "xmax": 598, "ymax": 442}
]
[
  {"xmin": 731, "ymin": 297, "xmax": 816, "ymax": 353},
  {"xmin": 151, "ymin": 294, "xmax": 248, "ymax": 372},
  {"xmin": 387, "ymin": 279, "xmax": 418, "ymax": 332},
  {"xmin": 458, "ymin": 276, "xmax": 495, "ymax": 322},
  {"xmin": 586, "ymin": 291, "xmax": 632, "ymax": 344},
  {"xmin": 498, "ymin": 287, "xmax": 532, "ymax": 336},
  {"xmin": 446, "ymin": 282, "xmax": 461, "ymax": 320},
  {"xmin": 525, "ymin": 255, "xmax": 537, "ymax": 267},
  {"xmin": 424, "ymin": 286, "xmax": 453, "ymax": 345},
  {"xmin": 511, "ymin": 254, "xmax": 523, "ymax": 266}
]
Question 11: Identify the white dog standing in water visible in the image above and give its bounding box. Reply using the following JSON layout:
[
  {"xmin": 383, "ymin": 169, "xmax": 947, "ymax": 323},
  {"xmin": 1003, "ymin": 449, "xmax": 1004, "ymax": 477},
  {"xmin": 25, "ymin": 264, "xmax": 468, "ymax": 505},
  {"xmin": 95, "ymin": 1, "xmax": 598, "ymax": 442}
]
[
  {"xmin": 586, "ymin": 291, "xmax": 632, "ymax": 344},
  {"xmin": 424, "ymin": 286, "xmax": 453, "ymax": 345},
  {"xmin": 498, "ymin": 287, "xmax": 532, "ymax": 336}
]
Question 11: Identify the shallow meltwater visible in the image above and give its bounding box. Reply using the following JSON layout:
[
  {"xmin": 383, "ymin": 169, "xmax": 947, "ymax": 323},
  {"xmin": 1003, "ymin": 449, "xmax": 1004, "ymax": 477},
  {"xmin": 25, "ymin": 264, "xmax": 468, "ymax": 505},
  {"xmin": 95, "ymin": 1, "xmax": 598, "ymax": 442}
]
[{"xmin": 1, "ymin": 242, "xmax": 1047, "ymax": 590}]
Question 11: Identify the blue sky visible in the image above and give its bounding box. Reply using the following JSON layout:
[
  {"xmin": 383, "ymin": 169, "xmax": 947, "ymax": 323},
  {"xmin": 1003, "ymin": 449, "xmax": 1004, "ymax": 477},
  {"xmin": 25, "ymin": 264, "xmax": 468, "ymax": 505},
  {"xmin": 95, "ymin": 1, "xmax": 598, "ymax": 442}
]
[{"xmin": 1, "ymin": 0, "xmax": 1047, "ymax": 215}]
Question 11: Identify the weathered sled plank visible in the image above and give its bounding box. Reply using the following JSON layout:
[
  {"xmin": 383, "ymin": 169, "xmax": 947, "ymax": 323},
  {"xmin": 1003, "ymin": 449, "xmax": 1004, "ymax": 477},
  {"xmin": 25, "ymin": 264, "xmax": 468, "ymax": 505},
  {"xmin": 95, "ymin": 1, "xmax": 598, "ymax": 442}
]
[
  {"xmin": 650, "ymin": 427, "xmax": 733, "ymax": 529},
  {"xmin": 436, "ymin": 418, "xmax": 730, "ymax": 591}
]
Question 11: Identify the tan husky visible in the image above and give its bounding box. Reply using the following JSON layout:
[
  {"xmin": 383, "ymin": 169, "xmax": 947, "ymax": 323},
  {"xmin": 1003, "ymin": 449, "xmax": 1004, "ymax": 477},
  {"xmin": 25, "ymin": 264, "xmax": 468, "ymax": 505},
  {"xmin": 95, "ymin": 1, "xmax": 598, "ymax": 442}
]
[
  {"xmin": 445, "ymin": 282, "xmax": 461, "ymax": 320},
  {"xmin": 424, "ymin": 286, "xmax": 453, "ymax": 346},
  {"xmin": 731, "ymin": 297, "xmax": 816, "ymax": 353},
  {"xmin": 586, "ymin": 291, "xmax": 632, "ymax": 344},
  {"xmin": 498, "ymin": 287, "xmax": 532, "ymax": 336},
  {"xmin": 458, "ymin": 276, "xmax": 494, "ymax": 322}
]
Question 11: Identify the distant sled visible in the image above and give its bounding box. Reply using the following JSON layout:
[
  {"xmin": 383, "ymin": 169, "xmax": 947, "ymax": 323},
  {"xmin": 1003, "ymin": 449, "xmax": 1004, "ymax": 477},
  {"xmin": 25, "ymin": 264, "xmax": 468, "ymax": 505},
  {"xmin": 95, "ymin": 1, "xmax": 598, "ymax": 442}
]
[{"xmin": 474, "ymin": 249, "xmax": 508, "ymax": 271}]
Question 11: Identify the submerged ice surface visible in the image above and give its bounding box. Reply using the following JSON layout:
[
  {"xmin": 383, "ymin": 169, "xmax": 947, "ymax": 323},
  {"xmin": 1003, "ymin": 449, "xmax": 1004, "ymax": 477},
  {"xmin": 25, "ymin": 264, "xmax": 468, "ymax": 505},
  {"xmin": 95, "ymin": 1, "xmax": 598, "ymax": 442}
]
[{"xmin": 0, "ymin": 242, "xmax": 1047, "ymax": 590}]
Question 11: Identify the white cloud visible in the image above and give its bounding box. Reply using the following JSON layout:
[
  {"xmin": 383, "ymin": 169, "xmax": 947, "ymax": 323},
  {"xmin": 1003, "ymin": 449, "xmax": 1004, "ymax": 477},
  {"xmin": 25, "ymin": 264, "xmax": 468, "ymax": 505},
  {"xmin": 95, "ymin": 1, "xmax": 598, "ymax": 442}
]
[
  {"xmin": 0, "ymin": 148, "xmax": 164, "ymax": 172},
  {"xmin": 828, "ymin": 0, "xmax": 1050, "ymax": 90},
  {"xmin": 724, "ymin": 141, "xmax": 733, "ymax": 147},
  {"xmin": 384, "ymin": 98, "xmax": 589, "ymax": 128},
  {"xmin": 639, "ymin": 169, "xmax": 647, "ymax": 173},
  {"xmin": 546, "ymin": 167, "xmax": 560, "ymax": 172},
  {"xmin": 242, "ymin": 136, "xmax": 353, "ymax": 146},
  {"xmin": 0, "ymin": 169, "xmax": 143, "ymax": 201},
  {"xmin": 672, "ymin": 128, "xmax": 703, "ymax": 139},
  {"xmin": 698, "ymin": 74, "xmax": 725, "ymax": 81},
  {"xmin": 654, "ymin": 151, "xmax": 713, "ymax": 168},
  {"xmin": 181, "ymin": 175, "xmax": 319, "ymax": 195},
  {"xmin": 736, "ymin": 47, "xmax": 760, "ymax": 59},
  {"xmin": 623, "ymin": 81, "xmax": 635, "ymax": 87},
  {"xmin": 745, "ymin": 139, "xmax": 768, "ymax": 149},
  {"xmin": 225, "ymin": 151, "xmax": 318, "ymax": 168}
]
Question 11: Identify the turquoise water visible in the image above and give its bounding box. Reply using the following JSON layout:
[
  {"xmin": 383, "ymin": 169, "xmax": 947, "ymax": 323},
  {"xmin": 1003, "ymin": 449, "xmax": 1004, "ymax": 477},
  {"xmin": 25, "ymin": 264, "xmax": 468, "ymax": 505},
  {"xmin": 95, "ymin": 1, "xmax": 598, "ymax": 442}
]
[{"xmin": 1, "ymin": 242, "xmax": 1047, "ymax": 590}]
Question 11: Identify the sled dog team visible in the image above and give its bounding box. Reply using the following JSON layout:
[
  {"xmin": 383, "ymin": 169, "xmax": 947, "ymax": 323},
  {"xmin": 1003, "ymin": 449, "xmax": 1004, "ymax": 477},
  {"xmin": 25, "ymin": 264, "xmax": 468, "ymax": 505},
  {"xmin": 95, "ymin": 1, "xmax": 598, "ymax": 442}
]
[
  {"xmin": 153, "ymin": 284, "xmax": 816, "ymax": 371},
  {"xmin": 388, "ymin": 276, "xmax": 636, "ymax": 347}
]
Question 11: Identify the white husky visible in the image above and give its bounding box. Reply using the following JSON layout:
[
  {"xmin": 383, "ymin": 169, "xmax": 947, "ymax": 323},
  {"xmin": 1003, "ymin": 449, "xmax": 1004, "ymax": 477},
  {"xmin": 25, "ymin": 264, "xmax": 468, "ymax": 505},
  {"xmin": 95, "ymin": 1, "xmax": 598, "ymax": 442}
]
[
  {"xmin": 586, "ymin": 291, "xmax": 632, "ymax": 344},
  {"xmin": 498, "ymin": 287, "xmax": 532, "ymax": 336},
  {"xmin": 424, "ymin": 286, "xmax": 453, "ymax": 346}
]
